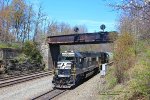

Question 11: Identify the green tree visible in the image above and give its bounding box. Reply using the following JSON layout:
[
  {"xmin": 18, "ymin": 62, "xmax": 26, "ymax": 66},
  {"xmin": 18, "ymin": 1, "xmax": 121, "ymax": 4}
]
[{"xmin": 23, "ymin": 41, "xmax": 42, "ymax": 63}]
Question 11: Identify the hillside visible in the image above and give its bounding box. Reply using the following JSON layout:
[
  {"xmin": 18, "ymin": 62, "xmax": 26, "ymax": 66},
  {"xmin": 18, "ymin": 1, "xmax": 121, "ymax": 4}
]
[{"xmin": 98, "ymin": 33, "xmax": 150, "ymax": 100}]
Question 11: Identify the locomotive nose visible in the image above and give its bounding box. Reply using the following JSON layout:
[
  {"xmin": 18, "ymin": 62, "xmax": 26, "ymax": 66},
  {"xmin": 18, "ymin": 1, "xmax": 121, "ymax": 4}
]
[{"xmin": 57, "ymin": 61, "xmax": 72, "ymax": 69}]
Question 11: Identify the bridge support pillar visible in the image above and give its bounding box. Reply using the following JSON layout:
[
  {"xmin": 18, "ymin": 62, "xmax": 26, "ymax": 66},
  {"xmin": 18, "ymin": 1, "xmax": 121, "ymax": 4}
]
[{"xmin": 49, "ymin": 44, "xmax": 60, "ymax": 70}]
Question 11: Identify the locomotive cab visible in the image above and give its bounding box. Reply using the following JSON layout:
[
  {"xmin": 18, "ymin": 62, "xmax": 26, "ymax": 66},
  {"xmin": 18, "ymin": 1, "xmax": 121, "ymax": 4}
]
[{"xmin": 52, "ymin": 51, "xmax": 76, "ymax": 88}]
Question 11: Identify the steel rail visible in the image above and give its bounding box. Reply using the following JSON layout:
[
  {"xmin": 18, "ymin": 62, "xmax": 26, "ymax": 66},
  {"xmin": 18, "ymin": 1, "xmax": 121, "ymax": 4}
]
[
  {"xmin": 32, "ymin": 89, "xmax": 67, "ymax": 100},
  {"xmin": 0, "ymin": 71, "xmax": 51, "ymax": 81},
  {"xmin": 0, "ymin": 71, "xmax": 52, "ymax": 88}
]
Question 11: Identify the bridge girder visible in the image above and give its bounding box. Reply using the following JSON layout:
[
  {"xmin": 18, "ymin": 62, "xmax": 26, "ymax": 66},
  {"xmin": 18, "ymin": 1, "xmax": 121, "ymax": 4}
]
[{"xmin": 47, "ymin": 32, "xmax": 114, "ymax": 45}]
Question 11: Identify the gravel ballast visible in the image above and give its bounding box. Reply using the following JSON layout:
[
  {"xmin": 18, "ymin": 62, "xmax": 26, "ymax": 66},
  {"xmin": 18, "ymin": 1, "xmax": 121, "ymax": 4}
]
[
  {"xmin": 0, "ymin": 75, "xmax": 54, "ymax": 100},
  {"xmin": 54, "ymin": 74, "xmax": 104, "ymax": 100},
  {"xmin": 0, "ymin": 73, "xmax": 105, "ymax": 100}
]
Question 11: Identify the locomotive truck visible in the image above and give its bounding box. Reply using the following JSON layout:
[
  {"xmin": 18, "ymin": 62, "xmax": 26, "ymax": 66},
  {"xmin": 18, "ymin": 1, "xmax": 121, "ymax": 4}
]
[{"xmin": 52, "ymin": 51, "xmax": 109, "ymax": 88}]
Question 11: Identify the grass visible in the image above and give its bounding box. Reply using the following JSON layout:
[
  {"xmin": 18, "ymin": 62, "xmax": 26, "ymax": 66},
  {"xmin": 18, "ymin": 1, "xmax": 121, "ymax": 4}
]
[
  {"xmin": 0, "ymin": 43, "xmax": 20, "ymax": 49},
  {"xmin": 98, "ymin": 40, "xmax": 150, "ymax": 100},
  {"xmin": 105, "ymin": 66, "xmax": 117, "ymax": 89}
]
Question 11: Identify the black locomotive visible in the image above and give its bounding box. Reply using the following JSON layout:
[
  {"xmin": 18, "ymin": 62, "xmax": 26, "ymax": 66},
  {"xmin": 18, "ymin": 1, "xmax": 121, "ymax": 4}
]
[{"xmin": 52, "ymin": 51, "xmax": 109, "ymax": 88}]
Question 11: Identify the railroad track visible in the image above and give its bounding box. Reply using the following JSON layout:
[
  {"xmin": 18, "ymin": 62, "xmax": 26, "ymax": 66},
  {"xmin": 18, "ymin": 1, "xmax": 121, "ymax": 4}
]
[
  {"xmin": 32, "ymin": 89, "xmax": 68, "ymax": 100},
  {"xmin": 0, "ymin": 71, "xmax": 52, "ymax": 88},
  {"xmin": 0, "ymin": 71, "xmax": 50, "ymax": 81}
]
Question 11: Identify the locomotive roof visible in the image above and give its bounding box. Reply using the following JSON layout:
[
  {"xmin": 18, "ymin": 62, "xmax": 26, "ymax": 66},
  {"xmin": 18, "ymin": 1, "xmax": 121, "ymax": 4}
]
[
  {"xmin": 61, "ymin": 51, "xmax": 108, "ymax": 58},
  {"xmin": 75, "ymin": 52, "xmax": 83, "ymax": 57},
  {"xmin": 76, "ymin": 51, "xmax": 102, "ymax": 57}
]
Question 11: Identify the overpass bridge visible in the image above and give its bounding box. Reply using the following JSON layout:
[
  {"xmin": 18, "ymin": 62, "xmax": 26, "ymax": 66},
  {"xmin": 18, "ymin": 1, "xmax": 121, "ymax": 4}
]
[
  {"xmin": 47, "ymin": 32, "xmax": 113, "ymax": 45},
  {"xmin": 47, "ymin": 31, "xmax": 117, "ymax": 69}
]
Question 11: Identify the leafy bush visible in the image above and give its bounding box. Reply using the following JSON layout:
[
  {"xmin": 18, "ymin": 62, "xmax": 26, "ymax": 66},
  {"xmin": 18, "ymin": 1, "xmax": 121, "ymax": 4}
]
[
  {"xmin": 22, "ymin": 41, "xmax": 43, "ymax": 63},
  {"xmin": 127, "ymin": 47, "xmax": 150, "ymax": 99},
  {"xmin": 114, "ymin": 32, "xmax": 135, "ymax": 83},
  {"xmin": 101, "ymin": 40, "xmax": 150, "ymax": 100},
  {"xmin": 15, "ymin": 53, "xmax": 28, "ymax": 63}
]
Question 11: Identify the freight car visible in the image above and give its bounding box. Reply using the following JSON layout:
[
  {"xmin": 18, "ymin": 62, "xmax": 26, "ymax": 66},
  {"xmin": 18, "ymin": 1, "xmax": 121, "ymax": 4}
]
[{"xmin": 52, "ymin": 51, "xmax": 109, "ymax": 88}]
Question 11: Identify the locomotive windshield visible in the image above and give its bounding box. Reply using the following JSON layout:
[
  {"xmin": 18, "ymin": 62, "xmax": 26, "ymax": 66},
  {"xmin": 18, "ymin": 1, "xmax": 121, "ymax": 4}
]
[
  {"xmin": 63, "ymin": 57, "xmax": 74, "ymax": 60},
  {"xmin": 58, "ymin": 56, "xmax": 74, "ymax": 61},
  {"xmin": 58, "ymin": 69, "xmax": 71, "ymax": 75}
]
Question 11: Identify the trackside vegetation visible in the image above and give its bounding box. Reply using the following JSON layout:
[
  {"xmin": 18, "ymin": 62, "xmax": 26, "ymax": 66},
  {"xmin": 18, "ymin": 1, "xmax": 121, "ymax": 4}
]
[
  {"xmin": 0, "ymin": 41, "xmax": 43, "ymax": 67},
  {"xmin": 22, "ymin": 41, "xmax": 43, "ymax": 64},
  {"xmin": 98, "ymin": 33, "xmax": 150, "ymax": 100},
  {"xmin": 0, "ymin": 43, "xmax": 20, "ymax": 49}
]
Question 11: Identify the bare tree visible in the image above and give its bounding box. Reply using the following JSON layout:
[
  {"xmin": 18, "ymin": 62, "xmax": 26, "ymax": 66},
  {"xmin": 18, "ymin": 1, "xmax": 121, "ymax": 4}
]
[
  {"xmin": 0, "ymin": 0, "xmax": 15, "ymax": 43},
  {"xmin": 33, "ymin": 4, "xmax": 47, "ymax": 42},
  {"xmin": 108, "ymin": 0, "xmax": 150, "ymax": 39}
]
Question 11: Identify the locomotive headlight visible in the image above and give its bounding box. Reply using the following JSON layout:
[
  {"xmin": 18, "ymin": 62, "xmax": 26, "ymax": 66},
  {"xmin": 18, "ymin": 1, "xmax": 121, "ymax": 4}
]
[{"xmin": 55, "ymin": 69, "xmax": 58, "ymax": 74}]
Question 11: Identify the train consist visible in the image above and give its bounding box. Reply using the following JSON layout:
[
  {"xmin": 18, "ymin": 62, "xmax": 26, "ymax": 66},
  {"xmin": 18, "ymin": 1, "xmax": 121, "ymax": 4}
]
[
  {"xmin": 52, "ymin": 51, "xmax": 110, "ymax": 88},
  {"xmin": 0, "ymin": 48, "xmax": 44, "ymax": 74}
]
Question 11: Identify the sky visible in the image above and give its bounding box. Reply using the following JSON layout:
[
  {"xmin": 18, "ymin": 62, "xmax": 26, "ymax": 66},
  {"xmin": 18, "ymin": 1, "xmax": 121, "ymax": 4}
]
[{"xmin": 30, "ymin": 0, "xmax": 118, "ymax": 32}]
